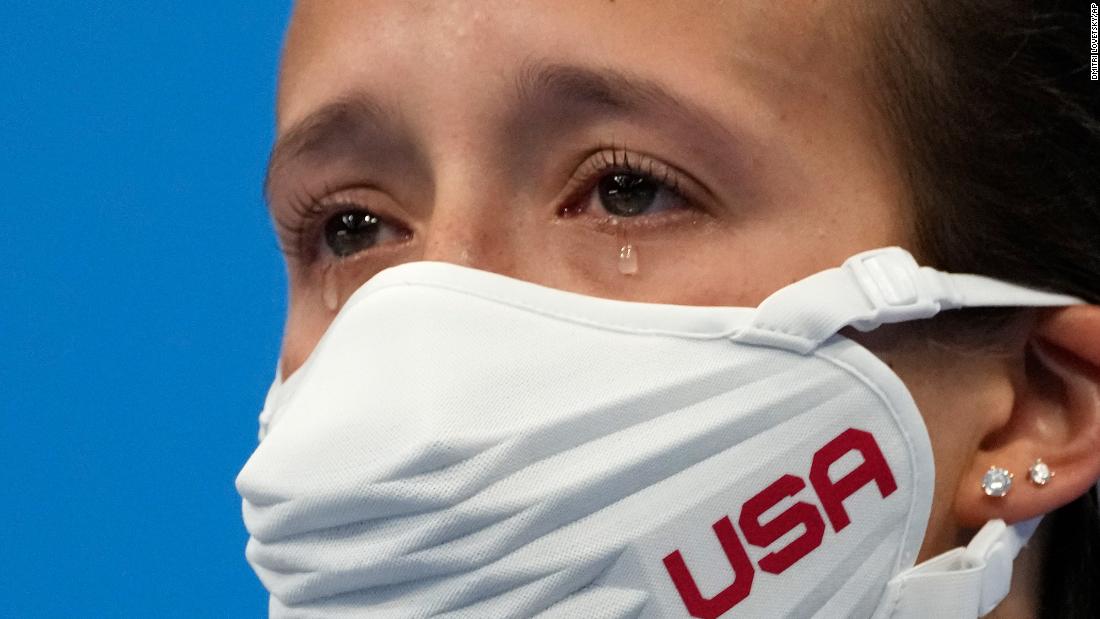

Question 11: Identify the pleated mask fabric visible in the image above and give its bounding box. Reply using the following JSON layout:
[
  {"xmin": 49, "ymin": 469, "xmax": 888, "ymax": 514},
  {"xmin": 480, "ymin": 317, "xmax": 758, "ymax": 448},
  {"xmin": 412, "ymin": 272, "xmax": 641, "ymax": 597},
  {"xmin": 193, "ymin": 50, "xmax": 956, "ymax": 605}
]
[{"xmin": 237, "ymin": 247, "xmax": 1080, "ymax": 618}]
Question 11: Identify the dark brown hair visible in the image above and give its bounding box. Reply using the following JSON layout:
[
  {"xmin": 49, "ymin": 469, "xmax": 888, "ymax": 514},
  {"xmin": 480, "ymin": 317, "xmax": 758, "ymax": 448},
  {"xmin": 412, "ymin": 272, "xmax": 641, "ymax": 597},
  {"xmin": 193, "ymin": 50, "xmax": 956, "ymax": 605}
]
[{"xmin": 866, "ymin": 1, "xmax": 1100, "ymax": 616}]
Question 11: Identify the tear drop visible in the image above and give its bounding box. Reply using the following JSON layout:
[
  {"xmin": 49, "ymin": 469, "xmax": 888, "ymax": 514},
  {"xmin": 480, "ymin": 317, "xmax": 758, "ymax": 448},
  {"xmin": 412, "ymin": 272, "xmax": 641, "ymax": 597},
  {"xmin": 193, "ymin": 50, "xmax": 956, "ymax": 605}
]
[
  {"xmin": 618, "ymin": 244, "xmax": 638, "ymax": 276},
  {"xmin": 321, "ymin": 265, "xmax": 340, "ymax": 311}
]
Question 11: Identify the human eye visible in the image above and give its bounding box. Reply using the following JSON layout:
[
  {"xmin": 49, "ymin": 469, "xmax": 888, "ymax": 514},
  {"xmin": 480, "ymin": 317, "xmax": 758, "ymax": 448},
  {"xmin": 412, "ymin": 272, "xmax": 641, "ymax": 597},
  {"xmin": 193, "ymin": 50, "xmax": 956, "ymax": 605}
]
[
  {"xmin": 320, "ymin": 207, "xmax": 409, "ymax": 258},
  {"xmin": 557, "ymin": 146, "xmax": 701, "ymax": 229},
  {"xmin": 273, "ymin": 187, "xmax": 412, "ymax": 263}
]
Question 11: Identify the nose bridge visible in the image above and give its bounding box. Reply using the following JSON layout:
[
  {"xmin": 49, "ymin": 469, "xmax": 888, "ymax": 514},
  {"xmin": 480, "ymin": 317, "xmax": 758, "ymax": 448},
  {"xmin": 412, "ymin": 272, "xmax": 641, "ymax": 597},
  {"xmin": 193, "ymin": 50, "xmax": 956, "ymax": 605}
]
[
  {"xmin": 409, "ymin": 44, "xmax": 523, "ymax": 275},
  {"xmin": 421, "ymin": 209, "xmax": 509, "ymax": 270},
  {"xmin": 418, "ymin": 161, "xmax": 519, "ymax": 274}
]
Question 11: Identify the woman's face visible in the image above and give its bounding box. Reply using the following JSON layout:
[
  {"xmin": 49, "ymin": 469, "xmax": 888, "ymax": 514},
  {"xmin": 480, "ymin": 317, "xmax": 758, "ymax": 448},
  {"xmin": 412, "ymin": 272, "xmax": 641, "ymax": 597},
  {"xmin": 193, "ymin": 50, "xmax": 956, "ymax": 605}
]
[
  {"xmin": 266, "ymin": 0, "xmax": 995, "ymax": 560},
  {"xmin": 269, "ymin": 0, "xmax": 911, "ymax": 363}
]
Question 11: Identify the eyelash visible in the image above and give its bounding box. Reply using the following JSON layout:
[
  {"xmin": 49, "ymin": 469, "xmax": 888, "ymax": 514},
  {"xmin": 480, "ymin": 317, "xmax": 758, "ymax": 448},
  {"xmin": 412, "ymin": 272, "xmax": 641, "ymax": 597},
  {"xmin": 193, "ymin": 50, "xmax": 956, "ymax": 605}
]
[
  {"xmin": 273, "ymin": 143, "xmax": 693, "ymax": 263},
  {"xmin": 558, "ymin": 144, "xmax": 690, "ymax": 221},
  {"xmin": 275, "ymin": 183, "xmax": 366, "ymax": 262}
]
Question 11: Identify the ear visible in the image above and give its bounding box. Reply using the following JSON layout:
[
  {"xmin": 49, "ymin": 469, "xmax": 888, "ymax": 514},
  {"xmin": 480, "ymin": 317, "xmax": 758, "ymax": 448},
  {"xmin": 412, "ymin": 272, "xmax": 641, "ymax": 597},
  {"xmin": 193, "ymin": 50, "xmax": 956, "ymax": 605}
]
[{"xmin": 954, "ymin": 305, "xmax": 1100, "ymax": 528}]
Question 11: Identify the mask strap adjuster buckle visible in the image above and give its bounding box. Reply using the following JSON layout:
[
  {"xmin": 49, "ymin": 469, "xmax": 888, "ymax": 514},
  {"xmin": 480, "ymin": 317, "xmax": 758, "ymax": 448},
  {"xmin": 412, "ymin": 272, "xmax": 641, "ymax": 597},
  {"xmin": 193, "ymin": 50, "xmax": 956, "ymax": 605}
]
[
  {"xmin": 731, "ymin": 246, "xmax": 1080, "ymax": 355},
  {"xmin": 732, "ymin": 247, "xmax": 952, "ymax": 353},
  {"xmin": 844, "ymin": 249, "xmax": 949, "ymax": 332}
]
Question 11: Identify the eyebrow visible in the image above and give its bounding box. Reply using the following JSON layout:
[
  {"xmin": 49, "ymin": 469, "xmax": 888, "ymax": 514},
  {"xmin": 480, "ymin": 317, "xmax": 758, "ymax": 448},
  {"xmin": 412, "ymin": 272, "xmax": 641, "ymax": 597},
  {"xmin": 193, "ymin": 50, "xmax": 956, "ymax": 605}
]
[
  {"xmin": 511, "ymin": 61, "xmax": 736, "ymax": 138},
  {"xmin": 263, "ymin": 96, "xmax": 402, "ymax": 199},
  {"xmin": 264, "ymin": 61, "xmax": 740, "ymax": 199}
]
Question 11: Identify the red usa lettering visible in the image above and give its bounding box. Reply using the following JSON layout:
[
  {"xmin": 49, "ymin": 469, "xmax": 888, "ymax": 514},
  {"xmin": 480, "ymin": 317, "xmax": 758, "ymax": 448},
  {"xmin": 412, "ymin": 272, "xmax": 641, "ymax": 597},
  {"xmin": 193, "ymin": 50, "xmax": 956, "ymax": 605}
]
[{"xmin": 662, "ymin": 428, "xmax": 898, "ymax": 619}]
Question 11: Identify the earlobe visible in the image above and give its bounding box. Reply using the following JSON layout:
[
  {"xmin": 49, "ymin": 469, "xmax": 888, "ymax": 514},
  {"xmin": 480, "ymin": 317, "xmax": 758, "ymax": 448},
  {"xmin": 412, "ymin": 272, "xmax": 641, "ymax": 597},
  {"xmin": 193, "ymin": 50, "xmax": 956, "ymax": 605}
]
[{"xmin": 954, "ymin": 305, "xmax": 1100, "ymax": 528}]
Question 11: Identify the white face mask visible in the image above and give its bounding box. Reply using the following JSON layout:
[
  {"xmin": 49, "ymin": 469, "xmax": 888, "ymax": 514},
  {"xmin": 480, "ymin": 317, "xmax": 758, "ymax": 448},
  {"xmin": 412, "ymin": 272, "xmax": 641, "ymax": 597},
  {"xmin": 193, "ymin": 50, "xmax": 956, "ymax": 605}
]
[{"xmin": 237, "ymin": 247, "xmax": 1079, "ymax": 618}]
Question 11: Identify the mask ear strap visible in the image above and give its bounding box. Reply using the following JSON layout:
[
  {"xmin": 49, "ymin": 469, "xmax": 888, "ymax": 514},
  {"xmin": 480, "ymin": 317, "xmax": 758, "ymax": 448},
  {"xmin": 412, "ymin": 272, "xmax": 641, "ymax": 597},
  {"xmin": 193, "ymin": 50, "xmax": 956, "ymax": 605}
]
[
  {"xmin": 873, "ymin": 517, "xmax": 1042, "ymax": 618},
  {"xmin": 731, "ymin": 246, "xmax": 1083, "ymax": 354}
]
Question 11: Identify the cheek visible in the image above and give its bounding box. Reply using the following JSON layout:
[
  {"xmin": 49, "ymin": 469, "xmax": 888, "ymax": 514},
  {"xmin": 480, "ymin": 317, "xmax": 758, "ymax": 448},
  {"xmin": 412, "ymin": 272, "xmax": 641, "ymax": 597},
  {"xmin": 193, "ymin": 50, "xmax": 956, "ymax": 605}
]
[
  {"xmin": 868, "ymin": 341, "xmax": 1015, "ymax": 559},
  {"xmin": 275, "ymin": 216, "xmax": 910, "ymax": 378},
  {"xmin": 279, "ymin": 282, "xmax": 336, "ymax": 378}
]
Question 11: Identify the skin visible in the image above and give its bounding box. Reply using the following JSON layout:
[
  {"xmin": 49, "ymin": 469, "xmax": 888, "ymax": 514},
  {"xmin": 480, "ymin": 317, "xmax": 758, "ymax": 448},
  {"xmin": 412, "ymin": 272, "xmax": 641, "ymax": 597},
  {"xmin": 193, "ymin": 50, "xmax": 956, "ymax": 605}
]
[{"xmin": 265, "ymin": 2, "xmax": 1100, "ymax": 616}]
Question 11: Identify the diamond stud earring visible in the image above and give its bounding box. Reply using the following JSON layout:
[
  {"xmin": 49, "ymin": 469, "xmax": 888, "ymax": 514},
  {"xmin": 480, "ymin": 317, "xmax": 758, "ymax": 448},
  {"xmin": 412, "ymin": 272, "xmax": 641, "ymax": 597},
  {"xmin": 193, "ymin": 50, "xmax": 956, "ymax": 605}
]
[
  {"xmin": 981, "ymin": 466, "xmax": 1014, "ymax": 497},
  {"xmin": 1028, "ymin": 459, "xmax": 1054, "ymax": 486}
]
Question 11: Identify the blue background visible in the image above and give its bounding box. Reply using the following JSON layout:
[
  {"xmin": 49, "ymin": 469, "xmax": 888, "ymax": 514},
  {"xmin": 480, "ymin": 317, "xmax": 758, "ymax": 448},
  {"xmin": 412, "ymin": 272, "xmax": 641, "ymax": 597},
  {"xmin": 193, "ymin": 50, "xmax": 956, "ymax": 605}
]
[{"xmin": 2, "ymin": 3, "xmax": 292, "ymax": 616}]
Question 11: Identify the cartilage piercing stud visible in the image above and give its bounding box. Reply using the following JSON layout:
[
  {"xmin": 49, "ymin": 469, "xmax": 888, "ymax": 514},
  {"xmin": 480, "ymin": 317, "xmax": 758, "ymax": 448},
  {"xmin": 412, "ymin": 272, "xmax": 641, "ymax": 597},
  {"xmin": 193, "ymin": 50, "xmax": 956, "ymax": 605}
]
[{"xmin": 1027, "ymin": 459, "xmax": 1053, "ymax": 486}]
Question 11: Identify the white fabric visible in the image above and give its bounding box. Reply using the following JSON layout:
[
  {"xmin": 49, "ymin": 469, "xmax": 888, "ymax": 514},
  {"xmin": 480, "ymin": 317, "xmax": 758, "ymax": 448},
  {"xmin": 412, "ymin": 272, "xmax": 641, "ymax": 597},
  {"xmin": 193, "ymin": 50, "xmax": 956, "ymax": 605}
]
[
  {"xmin": 237, "ymin": 246, "xmax": 1079, "ymax": 618},
  {"xmin": 734, "ymin": 247, "xmax": 1080, "ymax": 353},
  {"xmin": 875, "ymin": 517, "xmax": 1042, "ymax": 618}
]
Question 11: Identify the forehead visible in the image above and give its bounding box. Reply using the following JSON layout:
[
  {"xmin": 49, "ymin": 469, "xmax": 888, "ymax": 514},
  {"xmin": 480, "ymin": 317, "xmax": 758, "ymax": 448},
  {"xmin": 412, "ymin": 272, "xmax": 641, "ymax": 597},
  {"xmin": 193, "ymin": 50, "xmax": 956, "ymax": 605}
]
[{"xmin": 277, "ymin": 0, "xmax": 866, "ymax": 133}]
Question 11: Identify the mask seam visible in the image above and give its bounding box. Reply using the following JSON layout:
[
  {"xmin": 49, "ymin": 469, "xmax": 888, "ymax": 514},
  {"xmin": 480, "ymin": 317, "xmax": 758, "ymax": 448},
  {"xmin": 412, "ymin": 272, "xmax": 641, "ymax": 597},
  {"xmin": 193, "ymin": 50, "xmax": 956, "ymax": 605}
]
[
  {"xmin": 356, "ymin": 281, "xmax": 747, "ymax": 341},
  {"xmin": 886, "ymin": 576, "xmax": 905, "ymax": 618},
  {"xmin": 752, "ymin": 311, "xmax": 865, "ymax": 344},
  {"xmin": 812, "ymin": 346, "xmax": 931, "ymax": 580}
]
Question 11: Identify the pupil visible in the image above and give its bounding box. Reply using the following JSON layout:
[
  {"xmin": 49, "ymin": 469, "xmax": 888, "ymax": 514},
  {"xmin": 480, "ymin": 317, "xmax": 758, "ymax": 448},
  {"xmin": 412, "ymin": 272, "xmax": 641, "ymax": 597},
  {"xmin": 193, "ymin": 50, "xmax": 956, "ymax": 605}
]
[
  {"xmin": 598, "ymin": 173, "xmax": 658, "ymax": 217},
  {"xmin": 324, "ymin": 210, "xmax": 380, "ymax": 257}
]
